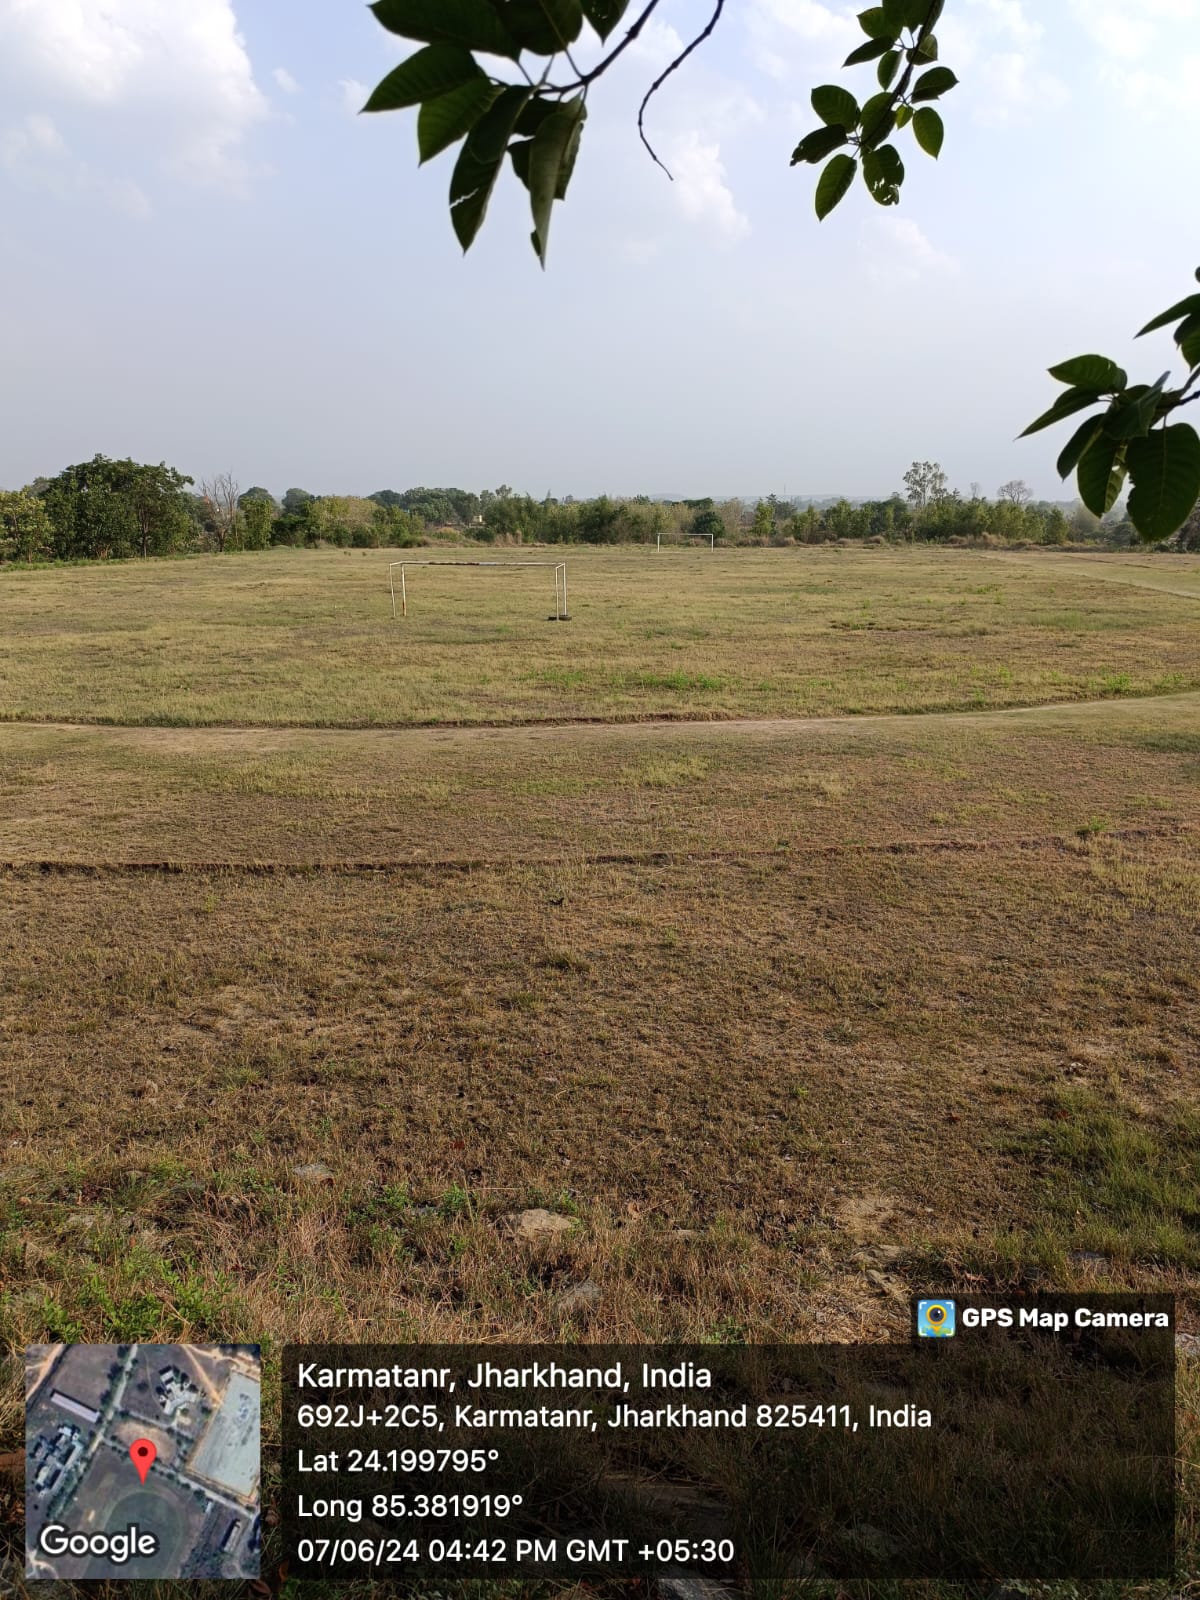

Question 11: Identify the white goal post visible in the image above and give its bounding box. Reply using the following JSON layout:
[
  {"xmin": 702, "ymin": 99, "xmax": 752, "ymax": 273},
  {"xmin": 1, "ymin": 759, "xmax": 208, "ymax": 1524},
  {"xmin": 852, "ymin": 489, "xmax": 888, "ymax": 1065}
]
[{"xmin": 388, "ymin": 559, "xmax": 569, "ymax": 621}]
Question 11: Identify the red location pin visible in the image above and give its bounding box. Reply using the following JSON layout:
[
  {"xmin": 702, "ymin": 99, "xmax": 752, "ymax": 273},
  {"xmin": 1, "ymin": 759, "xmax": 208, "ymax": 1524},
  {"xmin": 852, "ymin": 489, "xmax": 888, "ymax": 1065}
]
[{"xmin": 130, "ymin": 1439, "xmax": 157, "ymax": 1484}]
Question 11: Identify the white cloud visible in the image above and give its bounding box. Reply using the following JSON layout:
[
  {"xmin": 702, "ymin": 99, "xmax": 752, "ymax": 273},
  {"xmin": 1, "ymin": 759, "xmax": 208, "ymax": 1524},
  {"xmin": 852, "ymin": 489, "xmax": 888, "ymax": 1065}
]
[
  {"xmin": 972, "ymin": 50, "xmax": 1069, "ymax": 126},
  {"xmin": 966, "ymin": 0, "xmax": 1043, "ymax": 47},
  {"xmin": 860, "ymin": 215, "xmax": 958, "ymax": 282},
  {"xmin": 0, "ymin": 110, "xmax": 151, "ymax": 216},
  {"xmin": 339, "ymin": 78, "xmax": 368, "ymax": 116},
  {"xmin": 106, "ymin": 175, "xmax": 153, "ymax": 218},
  {"xmin": 273, "ymin": 67, "xmax": 300, "ymax": 96},
  {"xmin": 937, "ymin": 0, "xmax": 1068, "ymax": 125},
  {"xmin": 752, "ymin": 0, "xmax": 857, "ymax": 46},
  {"xmin": 747, "ymin": 0, "xmax": 858, "ymax": 80},
  {"xmin": 625, "ymin": 18, "xmax": 686, "ymax": 69},
  {"xmin": 1070, "ymin": 0, "xmax": 1196, "ymax": 59},
  {"xmin": 1068, "ymin": 0, "xmax": 1200, "ymax": 113},
  {"xmin": 0, "ymin": 112, "xmax": 65, "ymax": 164},
  {"xmin": 0, "ymin": 0, "xmax": 267, "ymax": 189},
  {"xmin": 665, "ymin": 131, "xmax": 750, "ymax": 242},
  {"xmin": 1119, "ymin": 56, "xmax": 1200, "ymax": 112}
]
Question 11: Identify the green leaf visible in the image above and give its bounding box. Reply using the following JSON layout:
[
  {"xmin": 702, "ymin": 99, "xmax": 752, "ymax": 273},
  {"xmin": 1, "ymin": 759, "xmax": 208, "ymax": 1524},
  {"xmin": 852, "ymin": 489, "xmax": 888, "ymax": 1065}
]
[
  {"xmin": 791, "ymin": 125, "xmax": 851, "ymax": 165},
  {"xmin": 896, "ymin": 0, "xmax": 933, "ymax": 23},
  {"xmin": 1136, "ymin": 293, "xmax": 1200, "ymax": 338},
  {"xmin": 580, "ymin": 0, "xmax": 631, "ymax": 40},
  {"xmin": 514, "ymin": 97, "xmax": 562, "ymax": 136},
  {"xmin": 862, "ymin": 142, "xmax": 904, "ymax": 205},
  {"xmin": 859, "ymin": 91, "xmax": 897, "ymax": 149},
  {"xmin": 363, "ymin": 44, "xmax": 482, "ymax": 113},
  {"xmin": 911, "ymin": 65, "xmax": 958, "ymax": 101},
  {"xmin": 815, "ymin": 153, "xmax": 858, "ymax": 220},
  {"xmin": 1126, "ymin": 425, "xmax": 1200, "ymax": 542},
  {"xmin": 448, "ymin": 86, "xmax": 530, "ymax": 252},
  {"xmin": 1047, "ymin": 354, "xmax": 1127, "ymax": 392},
  {"xmin": 877, "ymin": 49, "xmax": 901, "ymax": 88},
  {"xmin": 527, "ymin": 93, "xmax": 586, "ymax": 265},
  {"xmin": 908, "ymin": 34, "xmax": 938, "ymax": 62},
  {"xmin": 552, "ymin": 101, "xmax": 586, "ymax": 199},
  {"xmin": 1019, "ymin": 387, "xmax": 1104, "ymax": 438},
  {"xmin": 505, "ymin": 0, "xmax": 583, "ymax": 53},
  {"xmin": 542, "ymin": 0, "xmax": 586, "ymax": 46},
  {"xmin": 1077, "ymin": 435, "xmax": 1127, "ymax": 517},
  {"xmin": 881, "ymin": 0, "xmax": 909, "ymax": 27},
  {"xmin": 857, "ymin": 8, "xmax": 894, "ymax": 39},
  {"xmin": 911, "ymin": 105, "xmax": 943, "ymax": 157},
  {"xmin": 843, "ymin": 37, "xmax": 892, "ymax": 66},
  {"xmin": 371, "ymin": 0, "xmax": 517, "ymax": 57},
  {"xmin": 811, "ymin": 84, "xmax": 860, "ymax": 128},
  {"xmin": 1056, "ymin": 415, "xmax": 1106, "ymax": 479},
  {"xmin": 509, "ymin": 136, "xmax": 533, "ymax": 189},
  {"xmin": 895, "ymin": 103, "xmax": 913, "ymax": 128},
  {"xmin": 1103, "ymin": 381, "xmax": 1166, "ymax": 441},
  {"xmin": 418, "ymin": 78, "xmax": 501, "ymax": 161},
  {"xmin": 1174, "ymin": 311, "xmax": 1200, "ymax": 368}
]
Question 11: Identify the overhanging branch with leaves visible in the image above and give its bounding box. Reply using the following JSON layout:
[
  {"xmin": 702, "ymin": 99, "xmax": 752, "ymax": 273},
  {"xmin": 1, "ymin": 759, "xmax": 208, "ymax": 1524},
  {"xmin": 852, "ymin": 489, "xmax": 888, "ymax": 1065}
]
[{"xmin": 361, "ymin": 0, "xmax": 1200, "ymax": 542}]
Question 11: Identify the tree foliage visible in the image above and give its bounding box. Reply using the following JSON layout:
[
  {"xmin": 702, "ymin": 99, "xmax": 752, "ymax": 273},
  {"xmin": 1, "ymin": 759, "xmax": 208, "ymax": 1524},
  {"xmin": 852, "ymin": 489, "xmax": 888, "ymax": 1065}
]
[
  {"xmin": 362, "ymin": 1, "xmax": 953, "ymax": 253},
  {"xmin": 242, "ymin": 497, "xmax": 275, "ymax": 550},
  {"xmin": 1020, "ymin": 270, "xmax": 1200, "ymax": 543},
  {"xmin": 0, "ymin": 490, "xmax": 54, "ymax": 562},
  {"xmin": 902, "ymin": 460, "xmax": 947, "ymax": 509},
  {"xmin": 126, "ymin": 462, "xmax": 195, "ymax": 559},
  {"xmin": 5, "ymin": 464, "xmax": 1154, "ymax": 567},
  {"xmin": 282, "ymin": 488, "xmax": 315, "ymax": 518},
  {"xmin": 39, "ymin": 456, "xmax": 193, "ymax": 561},
  {"xmin": 792, "ymin": 1, "xmax": 954, "ymax": 218}
]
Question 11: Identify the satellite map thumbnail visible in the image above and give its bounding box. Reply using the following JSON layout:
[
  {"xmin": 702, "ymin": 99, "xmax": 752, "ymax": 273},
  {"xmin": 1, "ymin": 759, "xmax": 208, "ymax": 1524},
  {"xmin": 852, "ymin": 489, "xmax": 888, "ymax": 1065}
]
[{"xmin": 25, "ymin": 1344, "xmax": 261, "ymax": 1581}]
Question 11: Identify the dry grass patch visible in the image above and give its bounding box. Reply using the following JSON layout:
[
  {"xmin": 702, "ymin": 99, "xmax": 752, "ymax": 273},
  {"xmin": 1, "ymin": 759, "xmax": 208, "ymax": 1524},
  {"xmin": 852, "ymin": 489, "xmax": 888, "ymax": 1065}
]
[
  {"xmin": 2, "ymin": 838, "xmax": 1196, "ymax": 1355},
  {"xmin": 2, "ymin": 693, "xmax": 1199, "ymax": 867}
]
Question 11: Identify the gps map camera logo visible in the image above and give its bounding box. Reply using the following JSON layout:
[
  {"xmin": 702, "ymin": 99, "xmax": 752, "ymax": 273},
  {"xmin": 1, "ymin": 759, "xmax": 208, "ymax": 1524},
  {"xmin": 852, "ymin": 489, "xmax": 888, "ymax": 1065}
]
[{"xmin": 918, "ymin": 1300, "xmax": 956, "ymax": 1337}]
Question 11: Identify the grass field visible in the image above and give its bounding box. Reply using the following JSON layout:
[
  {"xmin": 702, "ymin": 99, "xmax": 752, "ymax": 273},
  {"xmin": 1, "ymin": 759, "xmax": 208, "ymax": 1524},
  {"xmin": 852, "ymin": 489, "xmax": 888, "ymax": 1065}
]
[
  {"xmin": 0, "ymin": 545, "xmax": 1197, "ymax": 1599},
  {"xmin": 1, "ymin": 545, "xmax": 1199, "ymax": 727}
]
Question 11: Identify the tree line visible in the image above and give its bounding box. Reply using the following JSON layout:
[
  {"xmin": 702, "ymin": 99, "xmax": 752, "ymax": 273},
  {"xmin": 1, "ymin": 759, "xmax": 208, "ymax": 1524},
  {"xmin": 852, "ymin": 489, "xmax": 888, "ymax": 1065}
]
[{"xmin": 2, "ymin": 454, "xmax": 1196, "ymax": 566}]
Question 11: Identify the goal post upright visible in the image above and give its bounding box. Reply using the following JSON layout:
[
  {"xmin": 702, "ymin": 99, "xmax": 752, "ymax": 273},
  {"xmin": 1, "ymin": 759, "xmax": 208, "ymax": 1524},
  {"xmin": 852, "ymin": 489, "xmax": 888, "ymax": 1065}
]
[{"xmin": 387, "ymin": 559, "xmax": 570, "ymax": 622}]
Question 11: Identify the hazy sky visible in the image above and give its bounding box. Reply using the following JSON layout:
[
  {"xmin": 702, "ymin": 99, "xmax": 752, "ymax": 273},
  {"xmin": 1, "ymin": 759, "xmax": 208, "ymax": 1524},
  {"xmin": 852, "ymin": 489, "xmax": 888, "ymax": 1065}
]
[{"xmin": 1, "ymin": 0, "xmax": 1196, "ymax": 500}]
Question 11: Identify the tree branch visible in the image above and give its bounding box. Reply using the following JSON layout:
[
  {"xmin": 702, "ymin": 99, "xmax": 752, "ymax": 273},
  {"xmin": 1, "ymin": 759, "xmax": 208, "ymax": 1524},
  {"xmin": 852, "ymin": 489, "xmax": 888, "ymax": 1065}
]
[
  {"xmin": 637, "ymin": 0, "xmax": 725, "ymax": 178},
  {"xmin": 854, "ymin": 16, "xmax": 939, "ymax": 152},
  {"xmin": 549, "ymin": 0, "xmax": 667, "ymax": 92}
]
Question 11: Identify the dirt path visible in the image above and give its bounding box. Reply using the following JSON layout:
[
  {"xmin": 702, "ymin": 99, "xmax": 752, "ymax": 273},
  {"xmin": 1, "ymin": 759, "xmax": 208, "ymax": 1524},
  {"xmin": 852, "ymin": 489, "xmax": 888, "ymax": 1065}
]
[
  {"xmin": 2, "ymin": 685, "xmax": 1198, "ymax": 753},
  {"xmin": 988, "ymin": 550, "xmax": 1200, "ymax": 602}
]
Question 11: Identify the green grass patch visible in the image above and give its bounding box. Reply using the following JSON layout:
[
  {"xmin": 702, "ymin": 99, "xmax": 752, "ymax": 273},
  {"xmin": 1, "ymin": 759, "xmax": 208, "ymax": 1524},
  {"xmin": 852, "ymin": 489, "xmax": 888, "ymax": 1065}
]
[{"xmin": 954, "ymin": 1090, "xmax": 1200, "ymax": 1278}]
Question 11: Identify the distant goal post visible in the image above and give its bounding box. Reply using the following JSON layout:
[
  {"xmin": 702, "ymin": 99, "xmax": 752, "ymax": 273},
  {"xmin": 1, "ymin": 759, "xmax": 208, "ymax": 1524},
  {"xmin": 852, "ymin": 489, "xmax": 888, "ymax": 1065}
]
[
  {"xmin": 656, "ymin": 529, "xmax": 716, "ymax": 551},
  {"xmin": 388, "ymin": 559, "xmax": 570, "ymax": 621}
]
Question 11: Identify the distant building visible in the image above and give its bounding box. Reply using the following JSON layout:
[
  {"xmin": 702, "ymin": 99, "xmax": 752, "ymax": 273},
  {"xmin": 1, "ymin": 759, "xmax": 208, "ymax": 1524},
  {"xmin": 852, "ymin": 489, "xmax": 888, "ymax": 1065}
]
[
  {"xmin": 31, "ymin": 1423, "xmax": 84, "ymax": 1497},
  {"xmin": 156, "ymin": 1365, "xmax": 201, "ymax": 1420},
  {"xmin": 49, "ymin": 1391, "xmax": 99, "ymax": 1425}
]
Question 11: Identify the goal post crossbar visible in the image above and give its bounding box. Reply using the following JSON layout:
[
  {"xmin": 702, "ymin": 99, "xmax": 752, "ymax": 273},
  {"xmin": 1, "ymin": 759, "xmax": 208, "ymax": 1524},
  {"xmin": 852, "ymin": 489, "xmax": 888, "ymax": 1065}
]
[{"xmin": 388, "ymin": 560, "xmax": 568, "ymax": 620}]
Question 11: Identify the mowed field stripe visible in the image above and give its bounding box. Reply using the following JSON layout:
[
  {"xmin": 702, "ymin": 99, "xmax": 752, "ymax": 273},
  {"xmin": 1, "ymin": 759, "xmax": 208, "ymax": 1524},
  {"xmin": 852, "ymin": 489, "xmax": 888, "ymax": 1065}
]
[
  {"xmin": 989, "ymin": 551, "xmax": 1200, "ymax": 602},
  {"xmin": 3, "ymin": 821, "xmax": 1195, "ymax": 875},
  {"xmin": 6, "ymin": 684, "xmax": 1200, "ymax": 740}
]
